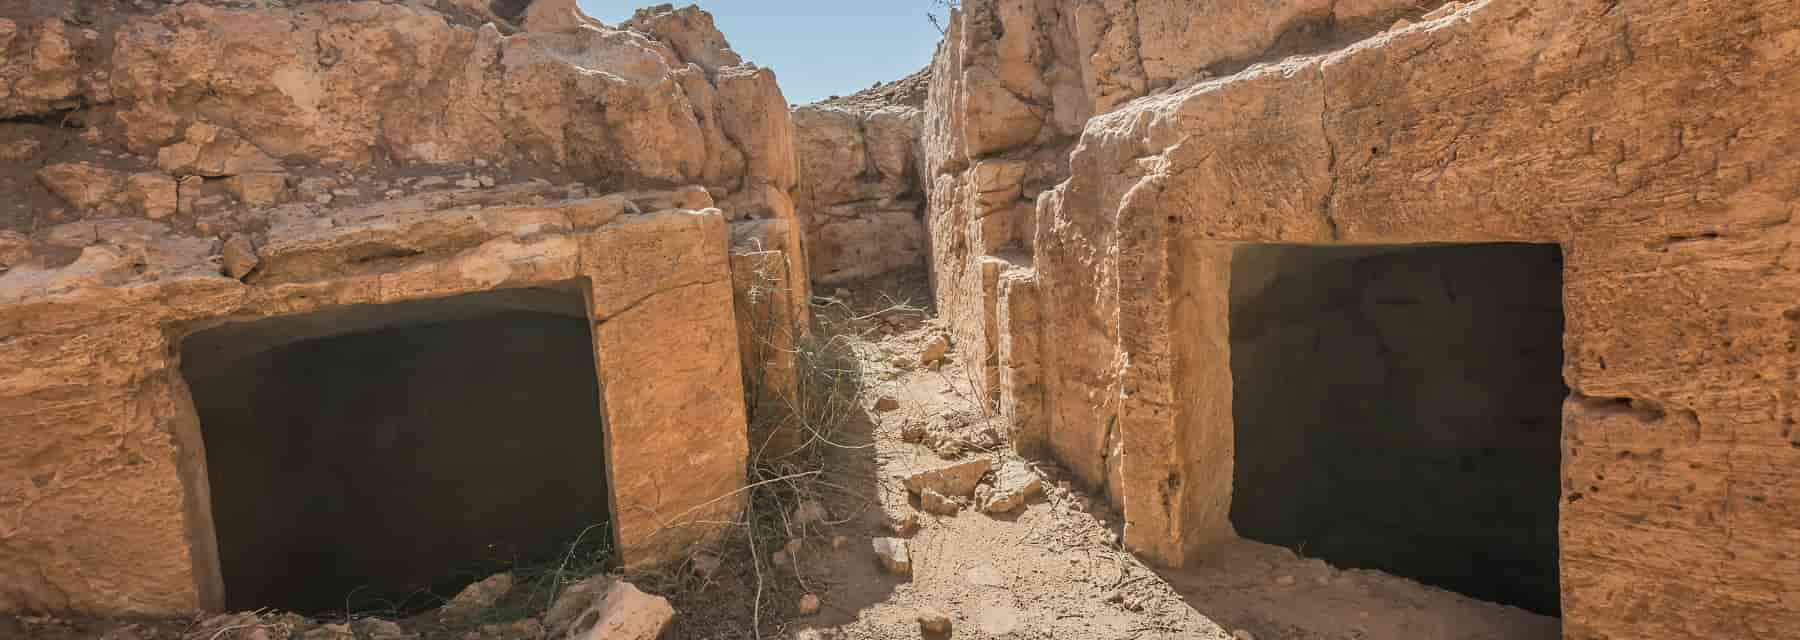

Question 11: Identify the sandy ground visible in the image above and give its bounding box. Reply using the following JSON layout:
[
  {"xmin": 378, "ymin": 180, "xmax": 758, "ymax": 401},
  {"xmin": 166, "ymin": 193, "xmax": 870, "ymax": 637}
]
[{"xmin": 1164, "ymin": 539, "xmax": 1559, "ymax": 640}]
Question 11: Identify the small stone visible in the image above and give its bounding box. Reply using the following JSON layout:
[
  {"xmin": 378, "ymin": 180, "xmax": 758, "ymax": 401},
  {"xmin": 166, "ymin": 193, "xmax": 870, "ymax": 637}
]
[
  {"xmin": 692, "ymin": 553, "xmax": 721, "ymax": 577},
  {"xmin": 562, "ymin": 580, "xmax": 672, "ymax": 640},
  {"xmin": 455, "ymin": 177, "xmax": 482, "ymax": 189},
  {"xmin": 349, "ymin": 618, "xmax": 407, "ymax": 640},
  {"xmin": 919, "ymin": 488, "xmax": 963, "ymax": 516},
  {"xmin": 542, "ymin": 575, "xmax": 611, "ymax": 635},
  {"xmin": 1104, "ymin": 590, "xmax": 1124, "ymax": 603},
  {"xmin": 330, "ymin": 188, "xmax": 361, "ymax": 198},
  {"xmin": 980, "ymin": 459, "xmax": 1044, "ymax": 514},
  {"xmin": 1275, "ymin": 575, "xmax": 1297, "ymax": 586},
  {"xmin": 884, "ymin": 510, "xmax": 920, "ymax": 536},
  {"xmin": 221, "ymin": 235, "xmax": 258, "ymax": 280},
  {"xmin": 872, "ymin": 537, "xmax": 911, "ymax": 575},
  {"xmin": 833, "ymin": 287, "xmax": 851, "ymax": 299},
  {"xmin": 0, "ymin": 138, "xmax": 42, "ymax": 163},
  {"xmin": 314, "ymin": 193, "xmax": 333, "ymax": 205},
  {"xmin": 798, "ymin": 593, "xmax": 820, "ymax": 616},
  {"xmin": 671, "ymin": 184, "xmax": 713, "ymax": 209},
  {"xmin": 477, "ymin": 175, "xmax": 496, "ymax": 188},
  {"xmin": 900, "ymin": 420, "xmax": 928, "ymax": 443},
  {"xmin": 874, "ymin": 396, "xmax": 900, "ymax": 412},
  {"xmin": 227, "ymin": 172, "xmax": 287, "ymax": 206},
  {"xmin": 889, "ymin": 355, "xmax": 913, "ymax": 370},
  {"xmin": 920, "ymin": 334, "xmax": 950, "ymax": 367},
  {"xmin": 903, "ymin": 457, "xmax": 992, "ymax": 499},
  {"xmin": 831, "ymin": 535, "xmax": 848, "ymax": 549},
  {"xmin": 1391, "ymin": 18, "xmax": 1413, "ymax": 30},
  {"xmin": 0, "ymin": 231, "xmax": 27, "ymax": 270},
  {"xmin": 441, "ymin": 572, "xmax": 512, "ymax": 620},
  {"xmin": 1232, "ymin": 631, "xmax": 1255, "ymax": 640},
  {"xmin": 785, "ymin": 538, "xmax": 803, "ymax": 557},
  {"xmin": 417, "ymin": 175, "xmax": 448, "ymax": 187},
  {"xmin": 917, "ymin": 609, "xmax": 951, "ymax": 634},
  {"xmin": 125, "ymin": 173, "xmax": 177, "ymax": 219},
  {"xmin": 35, "ymin": 162, "xmax": 125, "ymax": 213}
]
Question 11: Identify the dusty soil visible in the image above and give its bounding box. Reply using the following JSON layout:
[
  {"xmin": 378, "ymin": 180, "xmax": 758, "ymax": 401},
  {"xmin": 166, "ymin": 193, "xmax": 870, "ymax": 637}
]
[
  {"xmin": 1, "ymin": 266, "xmax": 1558, "ymax": 639},
  {"xmin": 1164, "ymin": 540, "xmax": 1559, "ymax": 640}
]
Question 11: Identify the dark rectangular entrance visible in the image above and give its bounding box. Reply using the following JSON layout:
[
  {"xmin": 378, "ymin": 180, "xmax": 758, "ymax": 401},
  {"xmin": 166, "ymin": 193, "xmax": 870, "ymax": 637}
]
[
  {"xmin": 180, "ymin": 287, "xmax": 610, "ymax": 614},
  {"xmin": 1228, "ymin": 243, "xmax": 1565, "ymax": 616}
]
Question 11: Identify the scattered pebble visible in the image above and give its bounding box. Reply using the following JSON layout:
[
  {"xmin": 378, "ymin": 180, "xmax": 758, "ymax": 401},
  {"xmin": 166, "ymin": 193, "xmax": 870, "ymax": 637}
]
[
  {"xmin": 917, "ymin": 608, "xmax": 951, "ymax": 634},
  {"xmin": 872, "ymin": 537, "xmax": 912, "ymax": 575}
]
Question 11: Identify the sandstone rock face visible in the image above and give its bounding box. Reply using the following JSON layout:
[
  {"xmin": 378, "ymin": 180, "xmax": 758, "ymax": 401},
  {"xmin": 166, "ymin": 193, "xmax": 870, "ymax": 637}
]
[
  {"xmin": 921, "ymin": 0, "xmax": 1800, "ymax": 638},
  {"xmin": 0, "ymin": 2, "xmax": 811, "ymax": 616},
  {"xmin": 1, "ymin": 0, "xmax": 807, "ymax": 315},
  {"xmin": 791, "ymin": 94, "xmax": 928, "ymax": 285},
  {"xmin": 0, "ymin": 183, "xmax": 750, "ymax": 615},
  {"xmin": 921, "ymin": 0, "xmax": 1432, "ymax": 417},
  {"xmin": 0, "ymin": 16, "xmax": 107, "ymax": 120},
  {"xmin": 732, "ymin": 248, "xmax": 804, "ymax": 458}
]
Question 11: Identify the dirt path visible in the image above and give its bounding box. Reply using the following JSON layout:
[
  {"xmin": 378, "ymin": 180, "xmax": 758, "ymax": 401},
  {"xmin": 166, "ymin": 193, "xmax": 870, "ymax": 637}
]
[{"xmin": 771, "ymin": 267, "xmax": 1557, "ymax": 640}]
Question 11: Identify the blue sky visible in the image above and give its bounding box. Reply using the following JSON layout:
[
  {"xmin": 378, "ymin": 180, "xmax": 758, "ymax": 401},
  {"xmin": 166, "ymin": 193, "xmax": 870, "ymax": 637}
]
[{"xmin": 579, "ymin": 1, "xmax": 945, "ymax": 105}]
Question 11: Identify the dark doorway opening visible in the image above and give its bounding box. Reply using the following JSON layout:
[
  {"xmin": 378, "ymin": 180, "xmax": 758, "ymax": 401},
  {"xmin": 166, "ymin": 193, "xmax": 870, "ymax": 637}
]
[
  {"xmin": 1228, "ymin": 243, "xmax": 1565, "ymax": 616},
  {"xmin": 181, "ymin": 287, "xmax": 610, "ymax": 614}
]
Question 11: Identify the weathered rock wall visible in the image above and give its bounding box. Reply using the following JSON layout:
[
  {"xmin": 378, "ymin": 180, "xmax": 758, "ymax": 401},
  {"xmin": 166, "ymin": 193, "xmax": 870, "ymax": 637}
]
[
  {"xmin": 926, "ymin": 0, "xmax": 1800, "ymax": 636},
  {"xmin": 928, "ymin": 0, "xmax": 1800, "ymax": 636},
  {"xmin": 791, "ymin": 100, "xmax": 927, "ymax": 285},
  {"xmin": 0, "ymin": 0, "xmax": 807, "ymax": 313},
  {"xmin": 0, "ymin": 0, "xmax": 795, "ymax": 617},
  {"xmin": 921, "ymin": 0, "xmax": 1431, "ymax": 417},
  {"xmin": 0, "ymin": 184, "xmax": 750, "ymax": 615}
]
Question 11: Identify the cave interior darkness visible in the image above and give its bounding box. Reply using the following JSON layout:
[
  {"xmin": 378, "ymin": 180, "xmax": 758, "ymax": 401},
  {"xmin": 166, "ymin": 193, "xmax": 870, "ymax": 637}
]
[
  {"xmin": 180, "ymin": 286, "xmax": 612, "ymax": 614},
  {"xmin": 1227, "ymin": 243, "xmax": 1567, "ymax": 617}
]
